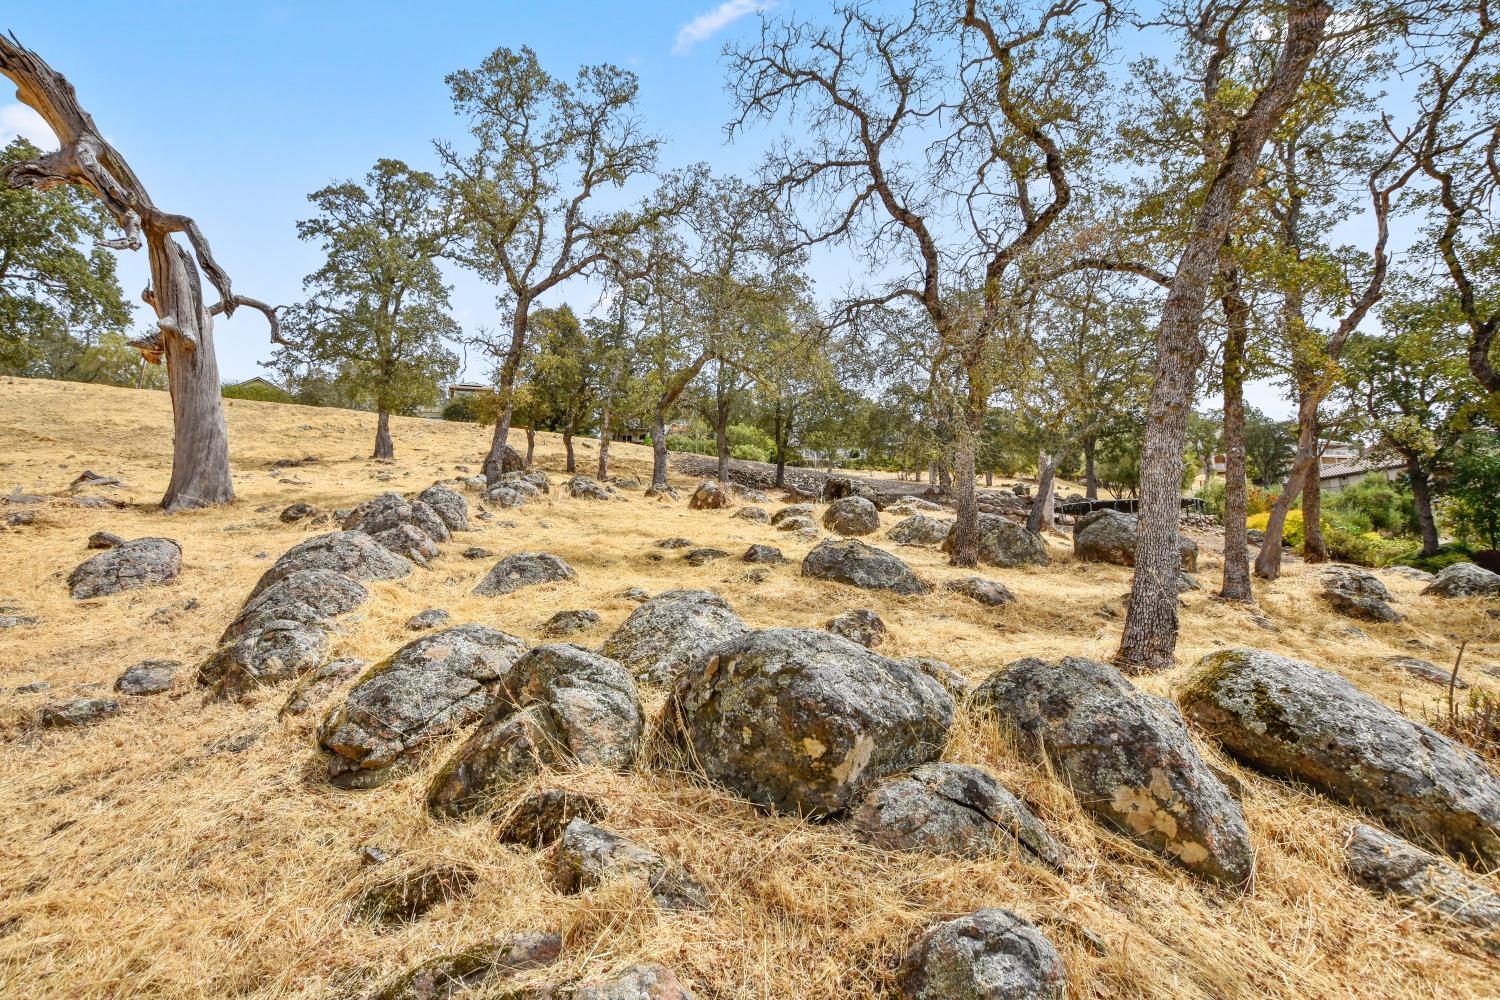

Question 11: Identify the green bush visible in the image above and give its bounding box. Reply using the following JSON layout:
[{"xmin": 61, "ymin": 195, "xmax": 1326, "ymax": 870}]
[
  {"xmin": 666, "ymin": 434, "xmax": 715, "ymax": 456},
  {"xmin": 1324, "ymin": 527, "xmax": 1410, "ymax": 567},
  {"xmin": 1325, "ymin": 475, "xmax": 1413, "ymax": 536},
  {"xmin": 222, "ymin": 380, "xmax": 293, "ymax": 403},
  {"xmin": 1195, "ymin": 478, "xmax": 1226, "ymax": 518},
  {"xmin": 442, "ymin": 398, "xmax": 478, "ymax": 422},
  {"xmin": 731, "ymin": 443, "xmax": 770, "ymax": 463},
  {"xmin": 1392, "ymin": 543, "xmax": 1477, "ymax": 573}
]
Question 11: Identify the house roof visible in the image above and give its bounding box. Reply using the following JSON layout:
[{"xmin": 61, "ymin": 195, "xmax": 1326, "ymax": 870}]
[
  {"xmin": 230, "ymin": 376, "xmax": 284, "ymax": 391},
  {"xmin": 1319, "ymin": 452, "xmax": 1405, "ymax": 481}
]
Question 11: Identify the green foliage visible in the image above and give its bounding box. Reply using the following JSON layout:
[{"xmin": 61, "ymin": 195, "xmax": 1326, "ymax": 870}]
[
  {"xmin": 666, "ymin": 423, "xmax": 774, "ymax": 463},
  {"xmin": 1194, "ymin": 477, "xmax": 1226, "ymax": 517},
  {"xmin": 1323, "ymin": 476, "xmax": 1415, "ymax": 536},
  {"xmin": 223, "ymin": 380, "xmax": 293, "ymax": 403},
  {"xmin": 1448, "ymin": 443, "xmax": 1500, "ymax": 549},
  {"xmin": 1323, "ymin": 526, "xmax": 1412, "ymax": 568},
  {"xmin": 442, "ymin": 397, "xmax": 479, "ymax": 422},
  {"xmin": 1, "ymin": 137, "xmax": 134, "ymax": 380},
  {"xmin": 1393, "ymin": 543, "xmax": 1478, "ymax": 573}
]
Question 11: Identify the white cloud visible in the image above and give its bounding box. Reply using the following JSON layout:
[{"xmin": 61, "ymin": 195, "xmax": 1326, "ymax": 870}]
[
  {"xmin": 0, "ymin": 103, "xmax": 56, "ymax": 149},
  {"xmin": 673, "ymin": 0, "xmax": 771, "ymax": 55}
]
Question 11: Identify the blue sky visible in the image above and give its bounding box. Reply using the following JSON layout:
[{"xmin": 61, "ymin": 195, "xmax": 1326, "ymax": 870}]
[{"xmin": 3, "ymin": 1, "xmax": 1300, "ymax": 417}]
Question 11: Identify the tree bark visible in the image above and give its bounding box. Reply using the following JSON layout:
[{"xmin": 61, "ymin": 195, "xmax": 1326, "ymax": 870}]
[
  {"xmin": 651, "ymin": 407, "xmax": 670, "ymax": 490},
  {"xmin": 524, "ymin": 424, "xmax": 536, "ymax": 467},
  {"xmin": 563, "ymin": 425, "xmax": 575, "ymax": 473},
  {"xmin": 1026, "ymin": 451, "xmax": 1058, "ymax": 534},
  {"xmin": 985, "ymin": 469, "xmax": 993, "ymax": 487},
  {"xmin": 373, "ymin": 408, "xmax": 394, "ymax": 460},
  {"xmin": 715, "ymin": 393, "xmax": 731, "ymax": 484},
  {"xmin": 1408, "ymin": 458, "xmax": 1440, "ymax": 556},
  {"xmin": 1083, "ymin": 436, "xmax": 1098, "ymax": 500},
  {"xmin": 949, "ymin": 442, "xmax": 981, "ymax": 566},
  {"xmin": 1254, "ymin": 423, "xmax": 1318, "ymax": 580},
  {"xmin": 1302, "ymin": 446, "xmax": 1328, "ymax": 562},
  {"xmin": 1118, "ymin": 0, "xmax": 1329, "ymax": 673},
  {"xmin": 1219, "ymin": 275, "xmax": 1253, "ymax": 602},
  {"xmin": 596, "ymin": 398, "xmax": 613, "ymax": 481},
  {"xmin": 773, "ymin": 399, "xmax": 787, "ymax": 488},
  {"xmin": 482, "ymin": 302, "xmax": 529, "ymax": 483}
]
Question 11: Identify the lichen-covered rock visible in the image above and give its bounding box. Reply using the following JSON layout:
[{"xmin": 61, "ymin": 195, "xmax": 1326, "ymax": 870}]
[
  {"xmin": 776, "ymin": 515, "xmax": 817, "ymax": 534},
  {"xmin": 225, "ymin": 569, "xmax": 368, "ymax": 641},
  {"xmin": 250, "ymin": 531, "xmax": 411, "ymax": 598},
  {"xmin": 688, "ymin": 480, "xmax": 734, "ymax": 509},
  {"xmin": 344, "ymin": 492, "xmax": 450, "ymax": 544},
  {"xmin": 371, "ymin": 523, "xmax": 441, "ymax": 565},
  {"xmin": 418, "ymin": 483, "xmax": 470, "ymax": 532},
  {"xmin": 115, "ymin": 659, "xmax": 179, "ymax": 696},
  {"xmin": 1422, "ymin": 561, "xmax": 1500, "ymax": 598},
  {"xmin": 1180, "ymin": 648, "xmax": 1500, "ymax": 867},
  {"xmin": 352, "ymin": 863, "xmax": 478, "ymax": 925},
  {"xmin": 974, "ymin": 656, "xmax": 1252, "ymax": 885},
  {"xmin": 67, "ymin": 537, "xmax": 181, "ymax": 599},
  {"xmin": 802, "ymin": 539, "xmax": 929, "ymax": 595},
  {"xmin": 888, "ymin": 514, "xmax": 952, "ymax": 546},
  {"xmin": 1072, "ymin": 510, "xmax": 1195, "ymax": 572},
  {"xmin": 197, "ymin": 620, "xmax": 330, "ymax": 699},
  {"xmin": 541, "ymin": 609, "xmax": 601, "ymax": 636},
  {"xmin": 552, "ymin": 819, "xmax": 708, "ymax": 911},
  {"xmin": 684, "ymin": 547, "xmax": 729, "ymax": 566},
  {"xmin": 771, "ymin": 503, "xmax": 815, "ymax": 525},
  {"xmin": 426, "ymin": 645, "xmax": 642, "ymax": 817},
  {"xmin": 1321, "ymin": 566, "xmax": 1399, "ymax": 623},
  {"xmin": 901, "ymin": 656, "xmax": 972, "ymax": 702},
  {"xmin": 496, "ymin": 789, "xmax": 609, "ymax": 847},
  {"xmin": 852, "ymin": 763, "xmax": 1062, "ymax": 868},
  {"xmin": 474, "ymin": 552, "xmax": 577, "ymax": 596},
  {"xmin": 566, "ymin": 476, "xmax": 611, "ymax": 500},
  {"xmin": 406, "ymin": 608, "xmax": 451, "ymax": 631},
  {"xmin": 822, "ymin": 496, "xmax": 880, "ymax": 536},
  {"xmin": 732, "ymin": 506, "xmax": 770, "ymax": 524},
  {"xmin": 943, "ymin": 514, "xmax": 1050, "ymax": 568},
  {"xmin": 655, "ymin": 537, "xmax": 693, "ymax": 549},
  {"xmin": 898, "ymin": 908, "xmax": 1065, "ymax": 1000},
  {"xmin": 279, "ymin": 658, "xmax": 365, "ymax": 718},
  {"xmin": 669, "ymin": 628, "xmax": 955, "ymax": 817},
  {"xmin": 38, "ymin": 697, "xmax": 119, "ymax": 728},
  {"xmin": 945, "ymin": 576, "xmax": 1015, "ymax": 606},
  {"xmin": 319, "ymin": 625, "xmax": 529, "ymax": 788},
  {"xmin": 824, "ymin": 608, "xmax": 887, "ymax": 648},
  {"xmin": 1384, "ymin": 655, "xmax": 1468, "ymax": 688},
  {"xmin": 742, "ymin": 544, "xmax": 785, "ymax": 564},
  {"xmin": 365, "ymin": 931, "xmax": 562, "ymax": 1000},
  {"xmin": 570, "ymin": 964, "xmax": 696, "ymax": 1000},
  {"xmin": 601, "ymin": 589, "xmax": 749, "ymax": 686},
  {"xmin": 1345, "ymin": 823, "xmax": 1499, "ymax": 954},
  {"xmin": 280, "ymin": 502, "xmax": 316, "ymax": 524}
]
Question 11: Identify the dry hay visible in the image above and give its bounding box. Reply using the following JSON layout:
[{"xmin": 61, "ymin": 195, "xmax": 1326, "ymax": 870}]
[{"xmin": 0, "ymin": 375, "xmax": 1497, "ymax": 999}]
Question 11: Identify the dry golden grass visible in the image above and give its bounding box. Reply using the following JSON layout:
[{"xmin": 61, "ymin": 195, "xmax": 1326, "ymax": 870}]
[{"xmin": 1, "ymin": 374, "xmax": 1497, "ymax": 999}]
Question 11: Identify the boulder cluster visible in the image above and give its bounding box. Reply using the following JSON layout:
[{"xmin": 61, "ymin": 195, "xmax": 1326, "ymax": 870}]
[{"xmin": 42, "ymin": 465, "xmax": 1500, "ymax": 997}]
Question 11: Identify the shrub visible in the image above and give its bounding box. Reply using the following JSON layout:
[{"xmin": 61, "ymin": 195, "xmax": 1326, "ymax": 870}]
[
  {"xmin": 222, "ymin": 380, "xmax": 293, "ymax": 403},
  {"xmin": 731, "ymin": 443, "xmax": 770, "ymax": 463},
  {"xmin": 1392, "ymin": 543, "xmax": 1477, "ymax": 573},
  {"xmin": 442, "ymin": 398, "xmax": 478, "ymax": 422},
  {"xmin": 1324, "ymin": 526, "xmax": 1409, "ymax": 567},
  {"xmin": 1247, "ymin": 509, "xmax": 1306, "ymax": 547},
  {"xmin": 1195, "ymin": 478, "xmax": 1226, "ymax": 518}
]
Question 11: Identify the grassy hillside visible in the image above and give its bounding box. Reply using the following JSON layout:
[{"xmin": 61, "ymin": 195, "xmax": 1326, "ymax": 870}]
[{"xmin": 0, "ymin": 375, "xmax": 1496, "ymax": 999}]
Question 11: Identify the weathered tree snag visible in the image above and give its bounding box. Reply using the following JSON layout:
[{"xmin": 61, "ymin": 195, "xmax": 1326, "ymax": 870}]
[
  {"xmin": 1026, "ymin": 451, "xmax": 1060, "ymax": 535},
  {"xmin": 373, "ymin": 409, "xmax": 394, "ymax": 460},
  {"xmin": 1117, "ymin": 1, "xmax": 1329, "ymax": 673},
  {"xmin": 1083, "ymin": 436, "xmax": 1098, "ymax": 500},
  {"xmin": 0, "ymin": 36, "xmax": 281, "ymax": 512},
  {"xmin": 1219, "ymin": 272, "xmax": 1253, "ymax": 603}
]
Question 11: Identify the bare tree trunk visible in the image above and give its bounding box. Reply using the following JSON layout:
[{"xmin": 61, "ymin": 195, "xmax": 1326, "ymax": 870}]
[
  {"xmin": 985, "ymin": 469, "xmax": 993, "ymax": 487},
  {"xmin": 1084, "ymin": 436, "xmax": 1098, "ymax": 500},
  {"xmin": 937, "ymin": 462, "xmax": 952, "ymax": 493},
  {"xmin": 563, "ymin": 425, "xmax": 575, "ymax": 473},
  {"xmin": 158, "ymin": 239, "xmax": 236, "ymax": 510},
  {"xmin": 1408, "ymin": 458, "xmax": 1440, "ymax": 556},
  {"xmin": 1118, "ymin": 0, "xmax": 1329, "ymax": 672},
  {"xmin": 651, "ymin": 407, "xmax": 670, "ymax": 490},
  {"xmin": 1026, "ymin": 451, "xmax": 1058, "ymax": 534},
  {"xmin": 1219, "ymin": 275, "xmax": 1253, "ymax": 602},
  {"xmin": 949, "ymin": 443, "xmax": 980, "ymax": 567},
  {"xmin": 773, "ymin": 399, "xmax": 788, "ymax": 488},
  {"xmin": 373, "ymin": 408, "xmax": 394, "ymax": 460},
  {"xmin": 715, "ymin": 396, "xmax": 731, "ymax": 484},
  {"xmin": 1254, "ymin": 425, "xmax": 1318, "ymax": 580},
  {"xmin": 524, "ymin": 425, "xmax": 535, "ymax": 467},
  {"xmin": 483, "ymin": 302, "xmax": 529, "ymax": 484},
  {"xmin": 597, "ymin": 402, "xmax": 613, "ymax": 480},
  {"xmin": 1302, "ymin": 454, "xmax": 1328, "ymax": 562}
]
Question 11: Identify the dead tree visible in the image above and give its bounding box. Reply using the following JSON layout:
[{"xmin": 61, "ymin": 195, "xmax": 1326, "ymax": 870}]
[{"xmin": 0, "ymin": 36, "xmax": 280, "ymax": 511}]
